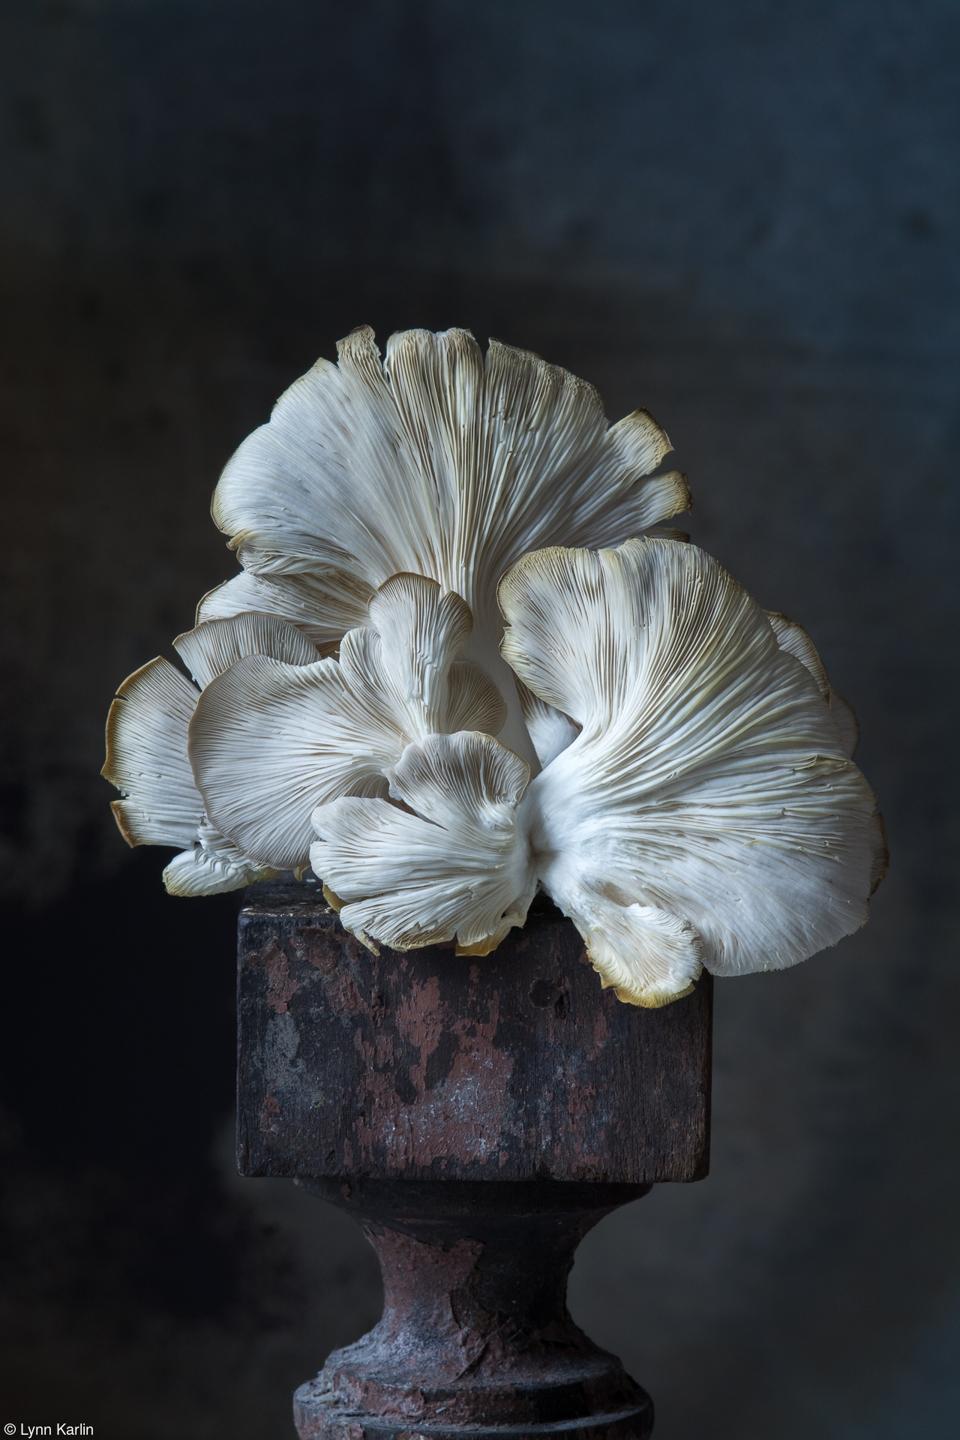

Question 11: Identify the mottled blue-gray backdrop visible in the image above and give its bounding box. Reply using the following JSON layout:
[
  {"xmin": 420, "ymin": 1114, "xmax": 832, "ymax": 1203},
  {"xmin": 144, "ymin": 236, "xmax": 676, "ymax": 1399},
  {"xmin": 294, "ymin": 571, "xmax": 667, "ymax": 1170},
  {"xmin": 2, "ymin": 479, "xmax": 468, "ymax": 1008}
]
[{"xmin": 2, "ymin": 2, "xmax": 957, "ymax": 1437}]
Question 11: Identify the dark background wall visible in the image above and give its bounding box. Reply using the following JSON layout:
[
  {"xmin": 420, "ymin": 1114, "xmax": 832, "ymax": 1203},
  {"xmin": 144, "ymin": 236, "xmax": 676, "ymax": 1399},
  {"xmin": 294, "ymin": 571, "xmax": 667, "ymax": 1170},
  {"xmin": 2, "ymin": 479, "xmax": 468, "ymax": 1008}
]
[{"xmin": 2, "ymin": 2, "xmax": 957, "ymax": 1436}]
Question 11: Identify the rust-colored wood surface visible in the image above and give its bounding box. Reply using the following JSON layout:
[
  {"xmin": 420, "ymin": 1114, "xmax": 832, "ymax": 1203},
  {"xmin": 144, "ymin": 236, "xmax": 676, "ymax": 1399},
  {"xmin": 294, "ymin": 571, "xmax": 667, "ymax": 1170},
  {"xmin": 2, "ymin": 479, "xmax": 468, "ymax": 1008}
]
[
  {"xmin": 237, "ymin": 883, "xmax": 713, "ymax": 1438},
  {"xmin": 238, "ymin": 885, "xmax": 711, "ymax": 1186},
  {"xmin": 294, "ymin": 1179, "xmax": 655, "ymax": 1440}
]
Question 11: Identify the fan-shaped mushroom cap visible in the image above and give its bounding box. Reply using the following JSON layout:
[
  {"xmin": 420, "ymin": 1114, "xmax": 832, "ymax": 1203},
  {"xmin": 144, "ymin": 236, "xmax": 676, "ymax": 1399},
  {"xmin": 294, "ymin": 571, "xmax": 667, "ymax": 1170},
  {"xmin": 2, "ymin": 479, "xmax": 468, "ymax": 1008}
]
[
  {"xmin": 197, "ymin": 569, "xmax": 373, "ymax": 651},
  {"xmin": 103, "ymin": 324, "xmax": 885, "ymax": 999},
  {"xmin": 102, "ymin": 613, "xmax": 318, "ymax": 894},
  {"xmin": 161, "ymin": 822, "xmax": 269, "ymax": 897},
  {"xmin": 766, "ymin": 611, "xmax": 860, "ymax": 757},
  {"xmin": 364, "ymin": 573, "xmax": 506, "ymax": 738},
  {"xmin": 499, "ymin": 539, "xmax": 884, "ymax": 1002},
  {"xmin": 310, "ymin": 731, "xmax": 536, "ymax": 954},
  {"xmin": 189, "ymin": 653, "xmax": 393, "ymax": 872},
  {"xmin": 212, "ymin": 327, "xmax": 686, "ymax": 603},
  {"xmin": 103, "ymin": 657, "xmax": 202, "ymax": 850},
  {"xmin": 557, "ymin": 885, "xmax": 704, "ymax": 1008},
  {"xmin": 173, "ymin": 612, "xmax": 317, "ymax": 689},
  {"xmin": 189, "ymin": 574, "xmax": 507, "ymax": 873},
  {"xmin": 209, "ymin": 326, "xmax": 689, "ymax": 765}
]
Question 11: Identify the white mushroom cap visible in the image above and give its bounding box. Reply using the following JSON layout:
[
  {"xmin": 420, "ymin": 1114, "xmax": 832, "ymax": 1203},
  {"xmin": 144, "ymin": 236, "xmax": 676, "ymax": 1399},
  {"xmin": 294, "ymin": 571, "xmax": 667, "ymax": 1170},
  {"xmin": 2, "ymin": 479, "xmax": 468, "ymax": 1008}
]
[
  {"xmin": 212, "ymin": 328, "xmax": 686, "ymax": 604},
  {"xmin": 208, "ymin": 326, "xmax": 688, "ymax": 765},
  {"xmin": 161, "ymin": 822, "xmax": 269, "ymax": 898},
  {"xmin": 310, "ymin": 732, "xmax": 536, "ymax": 954},
  {"xmin": 173, "ymin": 611, "xmax": 317, "ymax": 689},
  {"xmin": 189, "ymin": 574, "xmax": 507, "ymax": 873},
  {"xmin": 103, "ymin": 656, "xmax": 202, "ymax": 850},
  {"xmin": 304, "ymin": 540, "xmax": 883, "ymax": 1003},
  {"xmin": 103, "ymin": 326, "xmax": 885, "ymax": 1003},
  {"xmin": 766, "ymin": 611, "xmax": 860, "ymax": 757},
  {"xmin": 197, "ymin": 568, "xmax": 372, "ymax": 651},
  {"xmin": 102, "ymin": 613, "xmax": 318, "ymax": 895},
  {"xmin": 555, "ymin": 885, "xmax": 704, "ymax": 1008},
  {"xmin": 499, "ymin": 539, "xmax": 884, "ymax": 1003}
]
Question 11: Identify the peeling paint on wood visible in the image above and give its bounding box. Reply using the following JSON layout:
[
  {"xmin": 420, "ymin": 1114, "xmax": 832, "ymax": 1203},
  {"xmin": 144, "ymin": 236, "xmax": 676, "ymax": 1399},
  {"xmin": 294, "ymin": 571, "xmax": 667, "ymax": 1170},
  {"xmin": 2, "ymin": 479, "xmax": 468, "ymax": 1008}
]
[
  {"xmin": 292, "ymin": 1179, "xmax": 656, "ymax": 1440},
  {"xmin": 237, "ymin": 882, "xmax": 712, "ymax": 1437},
  {"xmin": 237, "ymin": 885, "xmax": 711, "ymax": 1186}
]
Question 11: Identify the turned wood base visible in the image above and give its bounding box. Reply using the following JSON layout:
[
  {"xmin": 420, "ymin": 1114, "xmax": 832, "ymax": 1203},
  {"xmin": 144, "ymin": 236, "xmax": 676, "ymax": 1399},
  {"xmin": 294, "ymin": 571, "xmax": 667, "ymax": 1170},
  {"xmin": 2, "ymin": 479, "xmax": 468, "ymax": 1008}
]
[
  {"xmin": 293, "ymin": 1180, "xmax": 653, "ymax": 1439},
  {"xmin": 236, "ymin": 886, "xmax": 711, "ymax": 1438}
]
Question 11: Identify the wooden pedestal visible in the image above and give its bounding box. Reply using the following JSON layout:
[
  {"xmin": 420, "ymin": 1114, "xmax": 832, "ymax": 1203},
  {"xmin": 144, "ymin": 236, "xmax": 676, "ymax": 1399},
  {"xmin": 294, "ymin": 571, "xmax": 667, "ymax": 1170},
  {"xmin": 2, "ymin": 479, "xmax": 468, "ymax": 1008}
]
[{"xmin": 237, "ymin": 884, "xmax": 712, "ymax": 1437}]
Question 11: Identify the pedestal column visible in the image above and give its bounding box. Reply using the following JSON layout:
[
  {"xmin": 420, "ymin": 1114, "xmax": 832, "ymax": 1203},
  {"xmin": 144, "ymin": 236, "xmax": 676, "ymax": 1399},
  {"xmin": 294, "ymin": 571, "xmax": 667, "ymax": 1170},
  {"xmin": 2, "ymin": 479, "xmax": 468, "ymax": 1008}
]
[{"xmin": 237, "ymin": 884, "xmax": 711, "ymax": 1438}]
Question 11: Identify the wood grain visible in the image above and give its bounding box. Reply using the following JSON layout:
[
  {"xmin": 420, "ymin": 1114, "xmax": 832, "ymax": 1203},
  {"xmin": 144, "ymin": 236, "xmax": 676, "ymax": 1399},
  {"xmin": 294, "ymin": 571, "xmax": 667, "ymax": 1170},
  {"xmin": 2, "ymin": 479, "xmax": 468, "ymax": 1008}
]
[{"xmin": 237, "ymin": 884, "xmax": 712, "ymax": 1185}]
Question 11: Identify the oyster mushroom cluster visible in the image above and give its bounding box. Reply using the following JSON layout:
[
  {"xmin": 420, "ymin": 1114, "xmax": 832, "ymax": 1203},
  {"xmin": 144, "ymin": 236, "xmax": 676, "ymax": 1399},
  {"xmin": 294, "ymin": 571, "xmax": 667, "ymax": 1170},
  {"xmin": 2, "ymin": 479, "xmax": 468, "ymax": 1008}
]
[{"xmin": 103, "ymin": 327, "xmax": 885, "ymax": 1007}]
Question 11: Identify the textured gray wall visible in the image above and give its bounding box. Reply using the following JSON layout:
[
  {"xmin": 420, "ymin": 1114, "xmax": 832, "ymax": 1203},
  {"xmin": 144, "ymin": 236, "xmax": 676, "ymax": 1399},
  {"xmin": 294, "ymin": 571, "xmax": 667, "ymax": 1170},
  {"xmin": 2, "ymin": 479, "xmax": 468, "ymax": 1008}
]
[{"xmin": 1, "ymin": 2, "xmax": 957, "ymax": 1437}]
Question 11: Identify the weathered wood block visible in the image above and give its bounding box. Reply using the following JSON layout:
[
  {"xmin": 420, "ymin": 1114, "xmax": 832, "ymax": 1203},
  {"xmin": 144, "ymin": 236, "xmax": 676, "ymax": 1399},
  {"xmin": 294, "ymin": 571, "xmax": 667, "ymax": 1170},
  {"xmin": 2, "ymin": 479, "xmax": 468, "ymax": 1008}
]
[
  {"xmin": 237, "ymin": 882, "xmax": 713, "ymax": 1438},
  {"xmin": 238, "ymin": 885, "xmax": 711, "ymax": 1186}
]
